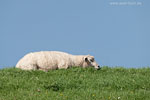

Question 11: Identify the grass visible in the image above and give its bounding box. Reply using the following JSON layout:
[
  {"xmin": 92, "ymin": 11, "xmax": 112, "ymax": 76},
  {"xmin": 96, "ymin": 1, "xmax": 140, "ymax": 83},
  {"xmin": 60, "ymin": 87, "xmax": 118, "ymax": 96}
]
[{"xmin": 0, "ymin": 66, "xmax": 150, "ymax": 100}]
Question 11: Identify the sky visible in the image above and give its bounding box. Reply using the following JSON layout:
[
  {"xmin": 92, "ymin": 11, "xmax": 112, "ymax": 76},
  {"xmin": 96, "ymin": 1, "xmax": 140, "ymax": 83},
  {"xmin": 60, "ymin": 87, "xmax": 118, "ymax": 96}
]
[{"xmin": 0, "ymin": 0, "xmax": 150, "ymax": 68}]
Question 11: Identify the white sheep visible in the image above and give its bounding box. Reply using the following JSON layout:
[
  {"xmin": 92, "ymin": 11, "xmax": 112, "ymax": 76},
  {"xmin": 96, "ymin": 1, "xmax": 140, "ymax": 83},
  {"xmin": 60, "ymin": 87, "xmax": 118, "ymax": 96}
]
[{"xmin": 16, "ymin": 51, "xmax": 100, "ymax": 71}]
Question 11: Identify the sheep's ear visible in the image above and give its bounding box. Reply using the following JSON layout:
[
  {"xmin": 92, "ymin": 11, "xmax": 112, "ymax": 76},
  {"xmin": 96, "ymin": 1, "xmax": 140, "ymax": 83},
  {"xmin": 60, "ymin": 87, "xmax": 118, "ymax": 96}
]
[{"xmin": 85, "ymin": 57, "xmax": 88, "ymax": 62}]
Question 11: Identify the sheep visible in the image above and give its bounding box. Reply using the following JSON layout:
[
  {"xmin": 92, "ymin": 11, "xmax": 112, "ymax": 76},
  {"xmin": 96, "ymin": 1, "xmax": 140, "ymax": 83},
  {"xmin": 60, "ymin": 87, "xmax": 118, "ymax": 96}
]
[{"xmin": 16, "ymin": 51, "xmax": 100, "ymax": 71}]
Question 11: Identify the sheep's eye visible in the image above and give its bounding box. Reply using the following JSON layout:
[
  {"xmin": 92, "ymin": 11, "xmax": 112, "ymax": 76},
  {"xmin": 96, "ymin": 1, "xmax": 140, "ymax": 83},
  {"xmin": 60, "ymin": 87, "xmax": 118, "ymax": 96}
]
[{"xmin": 90, "ymin": 59, "xmax": 94, "ymax": 62}]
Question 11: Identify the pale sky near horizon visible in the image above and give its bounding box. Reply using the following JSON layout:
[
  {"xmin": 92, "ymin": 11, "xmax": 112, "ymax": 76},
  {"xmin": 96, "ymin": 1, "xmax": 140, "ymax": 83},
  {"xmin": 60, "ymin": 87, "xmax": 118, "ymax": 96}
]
[{"xmin": 0, "ymin": 0, "xmax": 150, "ymax": 68}]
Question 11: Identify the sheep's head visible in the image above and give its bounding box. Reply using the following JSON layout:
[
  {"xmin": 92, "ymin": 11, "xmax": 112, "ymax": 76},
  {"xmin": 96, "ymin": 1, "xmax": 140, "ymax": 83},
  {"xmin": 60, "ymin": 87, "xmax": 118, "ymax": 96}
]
[{"xmin": 83, "ymin": 55, "xmax": 100, "ymax": 70}]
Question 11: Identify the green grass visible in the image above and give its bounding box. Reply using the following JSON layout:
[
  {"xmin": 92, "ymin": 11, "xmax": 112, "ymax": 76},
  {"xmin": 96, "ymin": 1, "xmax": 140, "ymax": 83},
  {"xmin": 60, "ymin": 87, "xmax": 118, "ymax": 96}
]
[{"xmin": 0, "ymin": 66, "xmax": 150, "ymax": 100}]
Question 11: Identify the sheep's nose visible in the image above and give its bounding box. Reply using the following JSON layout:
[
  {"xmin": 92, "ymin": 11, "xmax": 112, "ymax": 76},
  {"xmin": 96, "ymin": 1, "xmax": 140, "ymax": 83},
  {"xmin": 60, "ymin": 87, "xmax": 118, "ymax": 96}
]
[{"xmin": 97, "ymin": 66, "xmax": 101, "ymax": 70}]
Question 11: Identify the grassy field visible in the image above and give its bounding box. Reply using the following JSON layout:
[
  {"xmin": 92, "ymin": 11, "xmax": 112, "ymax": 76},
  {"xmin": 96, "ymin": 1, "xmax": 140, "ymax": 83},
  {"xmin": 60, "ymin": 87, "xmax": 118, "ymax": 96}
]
[{"xmin": 0, "ymin": 66, "xmax": 150, "ymax": 100}]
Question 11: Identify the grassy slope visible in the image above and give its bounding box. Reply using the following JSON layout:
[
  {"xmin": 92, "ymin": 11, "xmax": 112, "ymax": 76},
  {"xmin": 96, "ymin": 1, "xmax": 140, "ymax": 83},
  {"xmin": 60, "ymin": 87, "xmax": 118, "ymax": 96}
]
[{"xmin": 0, "ymin": 66, "xmax": 150, "ymax": 100}]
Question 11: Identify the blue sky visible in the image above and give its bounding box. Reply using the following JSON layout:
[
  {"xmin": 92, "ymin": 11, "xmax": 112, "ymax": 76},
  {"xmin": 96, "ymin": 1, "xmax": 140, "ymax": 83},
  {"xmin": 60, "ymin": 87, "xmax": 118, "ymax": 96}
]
[{"xmin": 0, "ymin": 0, "xmax": 150, "ymax": 68}]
